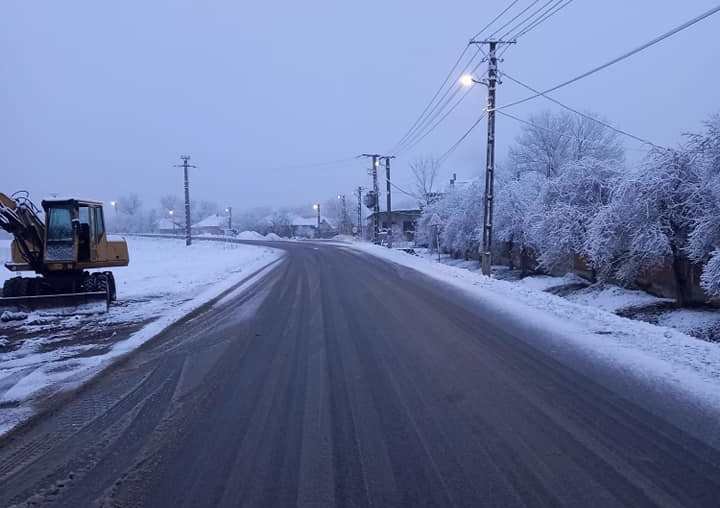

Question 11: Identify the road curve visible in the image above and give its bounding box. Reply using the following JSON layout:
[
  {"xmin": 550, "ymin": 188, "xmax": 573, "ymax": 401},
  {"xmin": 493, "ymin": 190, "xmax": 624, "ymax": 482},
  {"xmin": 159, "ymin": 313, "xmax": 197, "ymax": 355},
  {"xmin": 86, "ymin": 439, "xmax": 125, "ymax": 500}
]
[{"xmin": 1, "ymin": 241, "xmax": 719, "ymax": 507}]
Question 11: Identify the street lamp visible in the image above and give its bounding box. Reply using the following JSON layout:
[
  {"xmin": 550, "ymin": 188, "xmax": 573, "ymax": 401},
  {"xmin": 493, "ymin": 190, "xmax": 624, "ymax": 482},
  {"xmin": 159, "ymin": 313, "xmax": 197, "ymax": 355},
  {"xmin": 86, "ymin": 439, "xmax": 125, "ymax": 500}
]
[
  {"xmin": 168, "ymin": 209, "xmax": 176, "ymax": 233},
  {"xmin": 312, "ymin": 203, "xmax": 320, "ymax": 232},
  {"xmin": 109, "ymin": 201, "xmax": 117, "ymax": 215},
  {"xmin": 459, "ymin": 73, "xmax": 475, "ymax": 87},
  {"xmin": 224, "ymin": 206, "xmax": 232, "ymax": 230}
]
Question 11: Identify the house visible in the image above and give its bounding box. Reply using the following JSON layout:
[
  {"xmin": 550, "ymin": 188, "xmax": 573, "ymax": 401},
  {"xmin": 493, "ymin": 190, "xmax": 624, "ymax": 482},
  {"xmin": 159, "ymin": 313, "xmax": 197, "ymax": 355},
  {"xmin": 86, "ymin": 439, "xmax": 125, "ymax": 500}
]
[
  {"xmin": 289, "ymin": 215, "xmax": 335, "ymax": 238},
  {"xmin": 155, "ymin": 217, "xmax": 182, "ymax": 234},
  {"xmin": 366, "ymin": 209, "xmax": 422, "ymax": 244},
  {"xmin": 192, "ymin": 214, "xmax": 228, "ymax": 236}
]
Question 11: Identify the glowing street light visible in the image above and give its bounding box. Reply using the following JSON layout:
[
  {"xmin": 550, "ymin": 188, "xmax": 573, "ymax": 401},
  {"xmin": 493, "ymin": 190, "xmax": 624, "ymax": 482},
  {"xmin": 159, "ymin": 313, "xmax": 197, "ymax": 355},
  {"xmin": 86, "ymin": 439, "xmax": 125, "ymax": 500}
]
[
  {"xmin": 459, "ymin": 74, "xmax": 475, "ymax": 87},
  {"xmin": 109, "ymin": 200, "xmax": 117, "ymax": 216},
  {"xmin": 312, "ymin": 203, "xmax": 321, "ymax": 231}
]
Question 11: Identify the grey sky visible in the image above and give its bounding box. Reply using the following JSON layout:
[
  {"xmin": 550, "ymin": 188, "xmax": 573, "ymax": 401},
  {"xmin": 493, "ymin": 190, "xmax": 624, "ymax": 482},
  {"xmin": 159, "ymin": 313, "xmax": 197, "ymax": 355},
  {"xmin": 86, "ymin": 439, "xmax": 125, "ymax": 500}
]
[{"xmin": 2, "ymin": 1, "xmax": 719, "ymax": 212}]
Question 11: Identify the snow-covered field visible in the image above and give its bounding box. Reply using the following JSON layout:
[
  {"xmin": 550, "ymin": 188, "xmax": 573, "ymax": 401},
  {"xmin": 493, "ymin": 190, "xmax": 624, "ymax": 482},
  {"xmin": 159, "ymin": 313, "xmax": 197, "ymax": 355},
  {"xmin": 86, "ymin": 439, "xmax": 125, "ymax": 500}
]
[
  {"xmin": 0, "ymin": 237, "xmax": 282, "ymax": 435},
  {"xmin": 346, "ymin": 241, "xmax": 720, "ymax": 414}
]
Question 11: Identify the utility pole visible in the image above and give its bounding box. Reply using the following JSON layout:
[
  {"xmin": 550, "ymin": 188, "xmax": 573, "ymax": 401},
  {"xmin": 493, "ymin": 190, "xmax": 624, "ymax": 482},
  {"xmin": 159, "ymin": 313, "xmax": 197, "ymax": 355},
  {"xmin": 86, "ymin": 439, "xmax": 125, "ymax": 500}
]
[
  {"xmin": 337, "ymin": 194, "xmax": 349, "ymax": 235},
  {"xmin": 380, "ymin": 156, "xmax": 396, "ymax": 248},
  {"xmin": 360, "ymin": 154, "xmax": 381, "ymax": 244},
  {"xmin": 173, "ymin": 155, "xmax": 196, "ymax": 246},
  {"xmin": 356, "ymin": 186, "xmax": 363, "ymax": 239},
  {"xmin": 450, "ymin": 173, "xmax": 457, "ymax": 189},
  {"xmin": 360, "ymin": 153, "xmax": 394, "ymax": 245},
  {"xmin": 470, "ymin": 39, "xmax": 514, "ymax": 275},
  {"xmin": 313, "ymin": 203, "xmax": 321, "ymax": 230}
]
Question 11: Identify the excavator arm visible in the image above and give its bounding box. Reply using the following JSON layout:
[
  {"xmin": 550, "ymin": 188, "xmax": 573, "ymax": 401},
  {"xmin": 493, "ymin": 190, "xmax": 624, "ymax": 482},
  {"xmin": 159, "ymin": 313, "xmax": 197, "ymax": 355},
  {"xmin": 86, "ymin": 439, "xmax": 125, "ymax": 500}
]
[{"xmin": 0, "ymin": 191, "xmax": 46, "ymax": 274}]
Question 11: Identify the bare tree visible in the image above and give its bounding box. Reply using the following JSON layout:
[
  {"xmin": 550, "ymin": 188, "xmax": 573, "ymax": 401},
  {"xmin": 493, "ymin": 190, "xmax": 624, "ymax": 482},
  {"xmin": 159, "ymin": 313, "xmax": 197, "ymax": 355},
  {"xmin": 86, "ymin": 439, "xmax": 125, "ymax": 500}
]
[
  {"xmin": 410, "ymin": 156, "xmax": 441, "ymax": 206},
  {"xmin": 117, "ymin": 193, "xmax": 142, "ymax": 216},
  {"xmin": 160, "ymin": 194, "xmax": 182, "ymax": 214}
]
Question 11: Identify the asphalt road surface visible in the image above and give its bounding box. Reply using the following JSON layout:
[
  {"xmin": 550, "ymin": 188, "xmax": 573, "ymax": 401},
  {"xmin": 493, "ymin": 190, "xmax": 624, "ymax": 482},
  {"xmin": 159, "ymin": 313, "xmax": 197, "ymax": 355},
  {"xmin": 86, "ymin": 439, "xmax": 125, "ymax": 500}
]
[{"xmin": 1, "ymin": 242, "xmax": 720, "ymax": 507}]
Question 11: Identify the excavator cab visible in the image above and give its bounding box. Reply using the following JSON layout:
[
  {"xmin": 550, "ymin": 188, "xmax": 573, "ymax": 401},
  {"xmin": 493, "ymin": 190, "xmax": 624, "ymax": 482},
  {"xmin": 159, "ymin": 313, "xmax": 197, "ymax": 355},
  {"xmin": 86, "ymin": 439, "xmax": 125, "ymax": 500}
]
[
  {"xmin": 40, "ymin": 198, "xmax": 128, "ymax": 270},
  {"xmin": 1, "ymin": 192, "xmax": 129, "ymax": 312}
]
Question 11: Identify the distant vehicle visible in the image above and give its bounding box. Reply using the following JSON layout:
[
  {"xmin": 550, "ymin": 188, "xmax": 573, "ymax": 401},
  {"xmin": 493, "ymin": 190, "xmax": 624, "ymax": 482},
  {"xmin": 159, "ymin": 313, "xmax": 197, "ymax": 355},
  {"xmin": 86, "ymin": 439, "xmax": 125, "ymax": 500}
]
[{"xmin": 0, "ymin": 191, "xmax": 129, "ymax": 311}]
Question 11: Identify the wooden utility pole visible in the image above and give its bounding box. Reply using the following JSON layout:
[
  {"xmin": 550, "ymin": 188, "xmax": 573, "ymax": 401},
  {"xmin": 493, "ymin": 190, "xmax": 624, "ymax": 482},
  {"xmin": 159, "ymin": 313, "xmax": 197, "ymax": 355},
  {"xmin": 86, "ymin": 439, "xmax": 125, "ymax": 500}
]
[
  {"xmin": 173, "ymin": 155, "xmax": 196, "ymax": 246},
  {"xmin": 380, "ymin": 156, "xmax": 396, "ymax": 248}
]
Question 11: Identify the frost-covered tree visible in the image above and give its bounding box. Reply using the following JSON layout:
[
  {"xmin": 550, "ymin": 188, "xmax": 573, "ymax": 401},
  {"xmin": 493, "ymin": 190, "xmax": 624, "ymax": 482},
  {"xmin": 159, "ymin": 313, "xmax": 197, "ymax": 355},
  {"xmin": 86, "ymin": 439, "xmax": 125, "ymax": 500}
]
[
  {"xmin": 585, "ymin": 148, "xmax": 699, "ymax": 304},
  {"xmin": 532, "ymin": 157, "xmax": 621, "ymax": 273},
  {"xmin": 508, "ymin": 110, "xmax": 624, "ymax": 178},
  {"xmin": 416, "ymin": 186, "xmax": 462, "ymax": 250},
  {"xmin": 441, "ymin": 181, "xmax": 484, "ymax": 257},
  {"xmin": 159, "ymin": 194, "xmax": 182, "ymax": 215},
  {"xmin": 684, "ymin": 114, "xmax": 720, "ymax": 295},
  {"xmin": 494, "ymin": 171, "xmax": 544, "ymax": 272}
]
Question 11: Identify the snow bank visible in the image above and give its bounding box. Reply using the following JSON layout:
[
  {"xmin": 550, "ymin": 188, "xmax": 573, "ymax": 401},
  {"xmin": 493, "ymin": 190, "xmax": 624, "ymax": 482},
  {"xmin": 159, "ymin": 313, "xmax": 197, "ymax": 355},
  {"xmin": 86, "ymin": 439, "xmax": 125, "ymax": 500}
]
[
  {"xmin": 347, "ymin": 242, "xmax": 720, "ymax": 412},
  {"xmin": 0, "ymin": 237, "xmax": 283, "ymax": 436},
  {"xmin": 264, "ymin": 232, "xmax": 283, "ymax": 241},
  {"xmin": 237, "ymin": 230, "xmax": 265, "ymax": 240}
]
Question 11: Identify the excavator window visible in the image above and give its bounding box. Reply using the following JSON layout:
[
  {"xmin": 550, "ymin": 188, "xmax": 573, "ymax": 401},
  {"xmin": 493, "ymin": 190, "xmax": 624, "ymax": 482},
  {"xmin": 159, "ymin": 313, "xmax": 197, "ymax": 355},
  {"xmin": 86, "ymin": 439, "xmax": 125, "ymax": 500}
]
[
  {"xmin": 78, "ymin": 206, "xmax": 91, "ymax": 261},
  {"xmin": 46, "ymin": 206, "xmax": 74, "ymax": 261},
  {"xmin": 92, "ymin": 207, "xmax": 105, "ymax": 243}
]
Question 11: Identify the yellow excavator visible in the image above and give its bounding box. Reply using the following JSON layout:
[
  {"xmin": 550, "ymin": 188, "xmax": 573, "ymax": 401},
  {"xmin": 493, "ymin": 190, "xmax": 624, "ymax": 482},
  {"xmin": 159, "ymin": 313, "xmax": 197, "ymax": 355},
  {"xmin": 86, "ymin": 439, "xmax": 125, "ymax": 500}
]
[{"xmin": 0, "ymin": 191, "xmax": 129, "ymax": 312}]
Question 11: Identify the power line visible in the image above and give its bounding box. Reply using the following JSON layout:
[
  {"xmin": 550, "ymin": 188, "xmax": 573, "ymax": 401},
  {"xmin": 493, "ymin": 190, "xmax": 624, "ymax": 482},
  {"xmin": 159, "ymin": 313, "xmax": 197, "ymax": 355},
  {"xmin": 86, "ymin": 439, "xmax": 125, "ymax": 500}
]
[
  {"xmin": 388, "ymin": 0, "xmax": 527, "ymax": 153},
  {"xmin": 497, "ymin": 0, "xmax": 560, "ymax": 41},
  {"xmin": 259, "ymin": 156, "xmax": 361, "ymax": 172},
  {"xmin": 397, "ymin": 67, "xmax": 488, "ymax": 155},
  {"xmin": 486, "ymin": 0, "xmax": 542, "ymax": 40},
  {"xmin": 393, "ymin": 49, "xmax": 484, "ymax": 153},
  {"xmin": 494, "ymin": 4, "xmax": 720, "ymax": 111},
  {"xmin": 512, "ymin": 0, "xmax": 574, "ymax": 39},
  {"xmin": 471, "ymin": 0, "xmax": 522, "ymax": 39},
  {"xmin": 438, "ymin": 112, "xmax": 488, "ymax": 165},
  {"xmin": 495, "ymin": 110, "xmax": 650, "ymax": 152},
  {"xmin": 389, "ymin": 46, "xmax": 473, "ymax": 153},
  {"xmin": 499, "ymin": 70, "xmax": 661, "ymax": 147}
]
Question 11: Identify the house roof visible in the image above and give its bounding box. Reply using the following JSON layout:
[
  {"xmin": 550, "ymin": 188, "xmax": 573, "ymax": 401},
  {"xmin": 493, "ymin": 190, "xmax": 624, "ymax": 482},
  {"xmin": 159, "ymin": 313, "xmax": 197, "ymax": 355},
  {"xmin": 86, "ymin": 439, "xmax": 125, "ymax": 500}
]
[
  {"xmin": 156, "ymin": 217, "xmax": 182, "ymax": 229},
  {"xmin": 193, "ymin": 214, "xmax": 226, "ymax": 228}
]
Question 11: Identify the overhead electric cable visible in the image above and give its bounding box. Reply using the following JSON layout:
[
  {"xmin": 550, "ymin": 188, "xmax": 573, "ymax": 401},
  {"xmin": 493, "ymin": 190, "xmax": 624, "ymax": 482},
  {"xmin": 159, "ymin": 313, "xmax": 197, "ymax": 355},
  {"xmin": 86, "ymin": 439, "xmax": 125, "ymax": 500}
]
[{"xmin": 493, "ymin": 4, "xmax": 720, "ymax": 111}]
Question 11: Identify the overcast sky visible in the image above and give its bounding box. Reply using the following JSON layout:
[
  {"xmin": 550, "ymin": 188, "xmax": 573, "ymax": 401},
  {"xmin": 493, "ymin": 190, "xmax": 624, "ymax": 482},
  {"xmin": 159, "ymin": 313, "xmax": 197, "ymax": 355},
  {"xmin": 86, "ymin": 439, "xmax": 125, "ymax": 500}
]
[{"xmin": 2, "ymin": 1, "xmax": 719, "ymax": 213}]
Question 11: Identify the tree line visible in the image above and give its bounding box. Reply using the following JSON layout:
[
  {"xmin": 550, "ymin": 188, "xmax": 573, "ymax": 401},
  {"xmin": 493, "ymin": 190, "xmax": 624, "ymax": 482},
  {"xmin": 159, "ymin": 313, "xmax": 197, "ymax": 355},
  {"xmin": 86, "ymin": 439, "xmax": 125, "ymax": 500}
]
[{"xmin": 418, "ymin": 111, "xmax": 720, "ymax": 306}]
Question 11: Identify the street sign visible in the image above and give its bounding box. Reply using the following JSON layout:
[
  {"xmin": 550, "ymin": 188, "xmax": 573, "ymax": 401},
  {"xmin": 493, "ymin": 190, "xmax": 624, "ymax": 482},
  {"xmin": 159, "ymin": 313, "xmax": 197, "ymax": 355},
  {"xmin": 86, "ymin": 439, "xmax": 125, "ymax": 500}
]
[{"xmin": 429, "ymin": 213, "xmax": 442, "ymax": 226}]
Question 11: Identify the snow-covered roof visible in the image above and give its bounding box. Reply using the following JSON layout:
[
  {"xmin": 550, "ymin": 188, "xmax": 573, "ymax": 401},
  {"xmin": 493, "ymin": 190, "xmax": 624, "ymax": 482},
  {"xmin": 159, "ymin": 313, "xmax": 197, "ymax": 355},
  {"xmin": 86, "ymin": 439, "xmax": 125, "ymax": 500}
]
[
  {"xmin": 155, "ymin": 217, "xmax": 182, "ymax": 229},
  {"xmin": 290, "ymin": 214, "xmax": 334, "ymax": 227},
  {"xmin": 193, "ymin": 214, "xmax": 226, "ymax": 228}
]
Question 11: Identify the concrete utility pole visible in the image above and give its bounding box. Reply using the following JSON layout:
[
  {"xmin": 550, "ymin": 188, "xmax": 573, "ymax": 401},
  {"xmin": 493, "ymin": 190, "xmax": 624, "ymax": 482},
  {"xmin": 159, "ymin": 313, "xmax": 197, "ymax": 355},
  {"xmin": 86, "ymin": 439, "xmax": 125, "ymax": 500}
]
[
  {"xmin": 380, "ymin": 156, "xmax": 396, "ymax": 248},
  {"xmin": 450, "ymin": 173, "xmax": 457, "ymax": 189},
  {"xmin": 360, "ymin": 154, "xmax": 381, "ymax": 244},
  {"xmin": 356, "ymin": 186, "xmax": 363, "ymax": 239},
  {"xmin": 470, "ymin": 39, "xmax": 514, "ymax": 275},
  {"xmin": 337, "ymin": 194, "xmax": 349, "ymax": 235},
  {"xmin": 173, "ymin": 155, "xmax": 197, "ymax": 246}
]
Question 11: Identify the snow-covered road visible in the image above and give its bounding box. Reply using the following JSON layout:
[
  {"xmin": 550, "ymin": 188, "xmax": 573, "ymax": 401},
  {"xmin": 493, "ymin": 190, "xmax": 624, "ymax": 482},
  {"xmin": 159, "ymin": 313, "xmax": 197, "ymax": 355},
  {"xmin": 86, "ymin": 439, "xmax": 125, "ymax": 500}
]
[
  {"xmin": 0, "ymin": 237, "xmax": 283, "ymax": 435},
  {"xmin": 345, "ymin": 241, "xmax": 720, "ymax": 431}
]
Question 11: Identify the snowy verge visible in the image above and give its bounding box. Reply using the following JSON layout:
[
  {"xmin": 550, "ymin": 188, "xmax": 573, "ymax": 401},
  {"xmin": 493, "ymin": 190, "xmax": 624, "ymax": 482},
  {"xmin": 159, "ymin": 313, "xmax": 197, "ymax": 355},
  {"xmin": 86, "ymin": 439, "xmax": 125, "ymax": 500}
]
[
  {"xmin": 344, "ymin": 242, "xmax": 720, "ymax": 413},
  {"xmin": 0, "ymin": 238, "xmax": 283, "ymax": 436}
]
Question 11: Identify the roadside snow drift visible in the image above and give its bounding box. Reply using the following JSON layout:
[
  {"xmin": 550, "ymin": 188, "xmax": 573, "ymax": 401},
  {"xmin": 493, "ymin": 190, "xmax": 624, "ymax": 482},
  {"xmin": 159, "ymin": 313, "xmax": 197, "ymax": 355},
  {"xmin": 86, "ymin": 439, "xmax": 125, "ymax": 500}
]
[{"xmin": 0, "ymin": 237, "xmax": 283, "ymax": 436}]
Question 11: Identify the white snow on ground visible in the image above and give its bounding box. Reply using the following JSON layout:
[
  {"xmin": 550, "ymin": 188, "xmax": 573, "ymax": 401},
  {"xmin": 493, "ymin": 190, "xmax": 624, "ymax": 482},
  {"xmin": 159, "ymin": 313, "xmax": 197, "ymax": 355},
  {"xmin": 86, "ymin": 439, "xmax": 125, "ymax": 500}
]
[
  {"xmin": 345, "ymin": 242, "xmax": 720, "ymax": 410},
  {"xmin": 264, "ymin": 232, "xmax": 283, "ymax": 241},
  {"xmin": 0, "ymin": 237, "xmax": 282, "ymax": 435},
  {"xmin": 237, "ymin": 230, "xmax": 265, "ymax": 240},
  {"xmin": 564, "ymin": 284, "xmax": 672, "ymax": 312}
]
